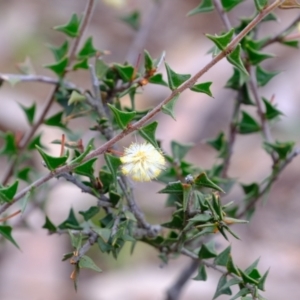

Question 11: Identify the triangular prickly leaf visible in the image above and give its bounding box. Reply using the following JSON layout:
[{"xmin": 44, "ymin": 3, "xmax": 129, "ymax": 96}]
[
  {"xmin": 227, "ymin": 255, "xmax": 240, "ymax": 276},
  {"xmin": 77, "ymin": 36, "xmax": 97, "ymax": 59},
  {"xmin": 28, "ymin": 134, "xmax": 45, "ymax": 150},
  {"xmin": 214, "ymin": 245, "xmax": 231, "ymax": 266},
  {"xmin": 17, "ymin": 167, "xmax": 31, "ymax": 182},
  {"xmin": 158, "ymin": 181, "xmax": 183, "ymax": 194},
  {"xmin": 263, "ymin": 98, "xmax": 283, "ymax": 120},
  {"xmin": 121, "ymin": 10, "xmax": 140, "ymax": 30},
  {"xmin": 96, "ymin": 59, "xmax": 109, "ymax": 79},
  {"xmin": 207, "ymin": 132, "xmax": 226, "ymax": 152},
  {"xmin": 190, "ymin": 82, "xmax": 213, "ymax": 97},
  {"xmin": 279, "ymin": 0, "xmax": 300, "ymax": 9},
  {"xmin": 187, "ymin": 0, "xmax": 214, "ymax": 15},
  {"xmin": 241, "ymin": 182, "xmax": 260, "ymax": 198},
  {"xmin": 107, "ymin": 104, "xmax": 136, "ymax": 129},
  {"xmin": 148, "ymin": 73, "xmax": 168, "ymax": 87},
  {"xmin": 71, "ymin": 144, "xmax": 93, "ymax": 164},
  {"xmin": 0, "ymin": 180, "xmax": 19, "ymax": 203},
  {"xmin": 264, "ymin": 141, "xmax": 295, "ymax": 160},
  {"xmin": 227, "ymin": 44, "xmax": 249, "ymax": 76},
  {"xmin": 244, "ymin": 258, "xmax": 260, "ymax": 274},
  {"xmin": 256, "ymin": 65, "xmax": 278, "ymax": 86},
  {"xmin": 165, "ymin": 63, "xmax": 191, "ymax": 90},
  {"xmin": 0, "ymin": 131, "xmax": 18, "ymax": 156},
  {"xmin": 45, "ymin": 56, "xmax": 68, "ymax": 77},
  {"xmin": 54, "ymin": 13, "xmax": 81, "ymax": 37},
  {"xmin": 138, "ymin": 121, "xmax": 159, "ymax": 148},
  {"xmin": 144, "ymin": 50, "xmax": 154, "ymax": 72},
  {"xmin": 44, "ymin": 111, "xmax": 65, "ymax": 128},
  {"xmin": 213, "ymin": 275, "xmax": 232, "ymax": 299},
  {"xmin": 104, "ymin": 154, "xmax": 122, "ymax": 185},
  {"xmin": 246, "ymin": 46, "xmax": 274, "ymax": 65},
  {"xmin": 193, "ymin": 264, "xmax": 207, "ymax": 281},
  {"xmin": 206, "ymin": 29, "xmax": 234, "ymax": 50},
  {"xmin": 254, "ymin": 0, "xmax": 268, "ymax": 11},
  {"xmin": 73, "ymin": 158, "xmax": 97, "ymax": 177},
  {"xmin": 79, "ymin": 206, "xmax": 100, "ymax": 221},
  {"xmin": 42, "ymin": 216, "xmax": 57, "ymax": 233},
  {"xmin": 162, "ymin": 93, "xmax": 180, "ymax": 120},
  {"xmin": 221, "ymin": 0, "xmax": 244, "ymax": 11},
  {"xmin": 258, "ymin": 268, "xmax": 269, "ymax": 291},
  {"xmin": 280, "ymin": 40, "xmax": 299, "ymax": 48},
  {"xmin": 48, "ymin": 40, "xmax": 69, "ymax": 62},
  {"xmin": 226, "ymin": 68, "xmax": 248, "ymax": 90},
  {"xmin": 36, "ymin": 145, "xmax": 68, "ymax": 170},
  {"xmin": 79, "ymin": 255, "xmax": 102, "ymax": 272},
  {"xmin": 68, "ymin": 91, "xmax": 86, "ymax": 106},
  {"xmin": 171, "ymin": 140, "xmax": 193, "ymax": 161},
  {"xmin": 239, "ymin": 84, "xmax": 254, "ymax": 105},
  {"xmin": 194, "ymin": 173, "xmax": 225, "ymax": 193},
  {"xmin": 114, "ymin": 64, "xmax": 135, "ymax": 82},
  {"xmin": 73, "ymin": 58, "xmax": 89, "ymax": 70},
  {"xmin": 230, "ymin": 288, "xmax": 250, "ymax": 300},
  {"xmin": 239, "ymin": 268, "xmax": 259, "ymax": 285},
  {"xmin": 19, "ymin": 103, "xmax": 36, "ymax": 125},
  {"xmin": 58, "ymin": 208, "xmax": 82, "ymax": 230},
  {"xmin": 0, "ymin": 225, "xmax": 20, "ymax": 249},
  {"xmin": 199, "ymin": 240, "xmax": 217, "ymax": 259},
  {"xmin": 238, "ymin": 111, "xmax": 260, "ymax": 134}
]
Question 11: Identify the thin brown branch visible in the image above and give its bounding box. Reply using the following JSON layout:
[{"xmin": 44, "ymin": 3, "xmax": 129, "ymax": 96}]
[{"xmin": 213, "ymin": 0, "xmax": 232, "ymax": 31}]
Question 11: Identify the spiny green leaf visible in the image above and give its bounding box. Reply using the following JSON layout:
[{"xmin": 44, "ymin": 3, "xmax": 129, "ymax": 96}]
[
  {"xmin": 138, "ymin": 121, "xmax": 159, "ymax": 148},
  {"xmin": 19, "ymin": 103, "xmax": 36, "ymax": 125},
  {"xmin": 45, "ymin": 56, "xmax": 68, "ymax": 77},
  {"xmin": 246, "ymin": 46, "xmax": 274, "ymax": 65},
  {"xmin": 58, "ymin": 208, "xmax": 82, "ymax": 230},
  {"xmin": 114, "ymin": 64, "xmax": 135, "ymax": 82},
  {"xmin": 214, "ymin": 246, "xmax": 231, "ymax": 266},
  {"xmin": 199, "ymin": 240, "xmax": 217, "ymax": 259},
  {"xmin": 0, "ymin": 225, "xmax": 20, "ymax": 249},
  {"xmin": 227, "ymin": 44, "xmax": 249, "ymax": 76},
  {"xmin": 162, "ymin": 93, "xmax": 180, "ymax": 120},
  {"xmin": 17, "ymin": 167, "xmax": 31, "ymax": 182},
  {"xmin": 158, "ymin": 181, "xmax": 183, "ymax": 194},
  {"xmin": 193, "ymin": 264, "xmax": 207, "ymax": 281},
  {"xmin": 0, "ymin": 131, "xmax": 18, "ymax": 156},
  {"xmin": 213, "ymin": 275, "xmax": 232, "ymax": 299},
  {"xmin": 120, "ymin": 10, "xmax": 140, "ymax": 30},
  {"xmin": 95, "ymin": 59, "xmax": 109, "ymax": 79},
  {"xmin": 48, "ymin": 40, "xmax": 69, "ymax": 62},
  {"xmin": 104, "ymin": 153, "xmax": 122, "ymax": 186},
  {"xmin": 144, "ymin": 50, "xmax": 154, "ymax": 72},
  {"xmin": 73, "ymin": 158, "xmax": 97, "ymax": 177},
  {"xmin": 258, "ymin": 268, "xmax": 269, "ymax": 291},
  {"xmin": 28, "ymin": 134, "xmax": 45, "ymax": 150},
  {"xmin": 240, "ymin": 84, "xmax": 254, "ymax": 105},
  {"xmin": 72, "ymin": 58, "xmax": 89, "ymax": 70},
  {"xmin": 254, "ymin": 0, "xmax": 268, "ymax": 11},
  {"xmin": 229, "ymin": 288, "xmax": 250, "ymax": 300},
  {"xmin": 280, "ymin": 40, "xmax": 299, "ymax": 48},
  {"xmin": 148, "ymin": 73, "xmax": 168, "ymax": 86},
  {"xmin": 238, "ymin": 111, "xmax": 260, "ymax": 134},
  {"xmin": 171, "ymin": 140, "xmax": 193, "ymax": 161},
  {"xmin": 187, "ymin": 0, "xmax": 214, "ymax": 15},
  {"xmin": 165, "ymin": 63, "xmax": 191, "ymax": 90},
  {"xmin": 239, "ymin": 268, "xmax": 259, "ymax": 284},
  {"xmin": 0, "ymin": 180, "xmax": 18, "ymax": 203},
  {"xmin": 206, "ymin": 29, "xmax": 234, "ymax": 50},
  {"xmin": 256, "ymin": 65, "xmax": 278, "ymax": 87},
  {"xmin": 107, "ymin": 104, "xmax": 136, "ymax": 129},
  {"xmin": 194, "ymin": 173, "xmax": 225, "ymax": 193},
  {"xmin": 44, "ymin": 111, "xmax": 66, "ymax": 128},
  {"xmin": 36, "ymin": 145, "xmax": 68, "ymax": 171},
  {"xmin": 225, "ymin": 68, "xmax": 248, "ymax": 90},
  {"xmin": 263, "ymin": 98, "xmax": 283, "ymax": 120},
  {"xmin": 227, "ymin": 255, "xmax": 240, "ymax": 276},
  {"xmin": 207, "ymin": 132, "xmax": 227, "ymax": 157},
  {"xmin": 42, "ymin": 216, "xmax": 57, "ymax": 233},
  {"xmin": 77, "ymin": 36, "xmax": 97, "ymax": 59},
  {"xmin": 54, "ymin": 13, "xmax": 81, "ymax": 37},
  {"xmin": 79, "ymin": 206, "xmax": 100, "ymax": 221},
  {"xmin": 264, "ymin": 141, "xmax": 295, "ymax": 160},
  {"xmin": 68, "ymin": 91, "xmax": 86, "ymax": 106},
  {"xmin": 79, "ymin": 255, "xmax": 102, "ymax": 272},
  {"xmin": 221, "ymin": 0, "xmax": 244, "ymax": 11},
  {"xmin": 190, "ymin": 82, "xmax": 213, "ymax": 97}
]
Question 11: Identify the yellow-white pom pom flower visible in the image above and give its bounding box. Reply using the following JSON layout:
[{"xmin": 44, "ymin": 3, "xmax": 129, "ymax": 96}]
[{"xmin": 120, "ymin": 142, "xmax": 166, "ymax": 182}]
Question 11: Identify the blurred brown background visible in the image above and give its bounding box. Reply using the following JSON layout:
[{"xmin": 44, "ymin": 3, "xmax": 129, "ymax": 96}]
[{"xmin": 0, "ymin": 0, "xmax": 300, "ymax": 299}]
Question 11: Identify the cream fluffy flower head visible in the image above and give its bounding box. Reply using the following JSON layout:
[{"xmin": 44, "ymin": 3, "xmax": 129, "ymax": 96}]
[{"xmin": 120, "ymin": 142, "xmax": 166, "ymax": 182}]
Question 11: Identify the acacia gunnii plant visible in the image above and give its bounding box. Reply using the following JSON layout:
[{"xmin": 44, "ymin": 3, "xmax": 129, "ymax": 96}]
[{"xmin": 0, "ymin": 0, "xmax": 300, "ymax": 299}]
